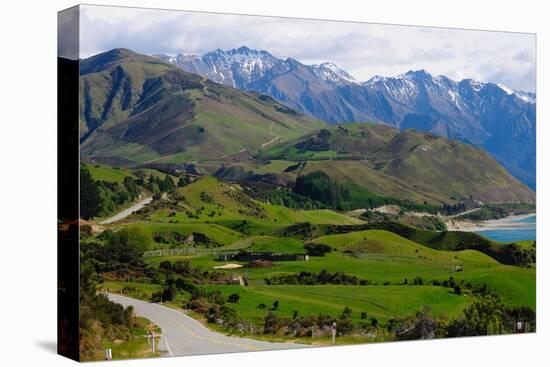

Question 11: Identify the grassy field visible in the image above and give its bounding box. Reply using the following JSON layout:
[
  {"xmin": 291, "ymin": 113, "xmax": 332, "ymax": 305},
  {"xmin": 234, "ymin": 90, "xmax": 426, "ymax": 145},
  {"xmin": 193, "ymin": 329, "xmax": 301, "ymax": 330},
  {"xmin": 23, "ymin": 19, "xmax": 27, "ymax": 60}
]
[
  {"xmin": 143, "ymin": 248, "xmax": 534, "ymax": 309},
  {"xmin": 103, "ymin": 280, "xmax": 467, "ymax": 327},
  {"xmin": 132, "ymin": 177, "xmax": 535, "ymax": 311},
  {"xmin": 148, "ymin": 176, "xmax": 363, "ymax": 229},
  {"xmin": 176, "ymin": 176, "xmax": 362, "ymax": 225},
  {"xmin": 200, "ymin": 284, "xmax": 468, "ymax": 325},
  {"xmin": 88, "ymin": 164, "xmax": 135, "ymax": 183},
  {"xmin": 146, "ymin": 222, "xmax": 244, "ymax": 246},
  {"xmin": 216, "ymin": 248, "xmax": 528, "ymax": 308}
]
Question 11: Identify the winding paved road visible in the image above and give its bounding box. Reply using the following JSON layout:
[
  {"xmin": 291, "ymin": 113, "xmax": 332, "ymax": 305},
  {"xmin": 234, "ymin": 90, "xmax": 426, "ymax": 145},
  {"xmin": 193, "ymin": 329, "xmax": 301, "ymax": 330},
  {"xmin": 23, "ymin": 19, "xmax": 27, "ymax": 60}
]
[
  {"xmin": 108, "ymin": 293, "xmax": 309, "ymax": 357},
  {"xmin": 100, "ymin": 197, "xmax": 153, "ymax": 224}
]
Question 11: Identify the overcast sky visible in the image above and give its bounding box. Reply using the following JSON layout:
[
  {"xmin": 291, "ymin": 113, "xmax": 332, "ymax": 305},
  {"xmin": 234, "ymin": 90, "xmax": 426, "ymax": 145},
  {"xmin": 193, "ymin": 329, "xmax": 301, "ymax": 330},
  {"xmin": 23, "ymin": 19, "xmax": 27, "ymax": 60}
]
[{"xmin": 79, "ymin": 4, "xmax": 536, "ymax": 92}]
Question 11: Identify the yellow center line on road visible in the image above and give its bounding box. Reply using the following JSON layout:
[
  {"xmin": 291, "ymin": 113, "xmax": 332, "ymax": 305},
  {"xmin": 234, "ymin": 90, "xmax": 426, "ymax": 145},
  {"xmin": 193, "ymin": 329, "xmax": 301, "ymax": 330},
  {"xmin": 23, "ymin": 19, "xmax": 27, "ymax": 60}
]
[
  {"xmin": 152, "ymin": 304, "xmax": 263, "ymax": 351},
  {"xmin": 108, "ymin": 293, "xmax": 264, "ymax": 352}
]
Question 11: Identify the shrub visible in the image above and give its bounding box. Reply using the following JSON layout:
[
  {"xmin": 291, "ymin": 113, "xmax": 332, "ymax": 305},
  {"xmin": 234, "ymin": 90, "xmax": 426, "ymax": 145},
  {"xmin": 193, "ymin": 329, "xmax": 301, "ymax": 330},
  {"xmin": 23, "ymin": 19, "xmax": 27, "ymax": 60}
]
[
  {"xmin": 370, "ymin": 318, "xmax": 379, "ymax": 327},
  {"xmin": 389, "ymin": 307, "xmax": 438, "ymax": 340},
  {"xmin": 109, "ymin": 225, "xmax": 154, "ymax": 253},
  {"xmin": 264, "ymin": 312, "xmax": 287, "ymax": 334},
  {"xmin": 227, "ymin": 293, "xmax": 241, "ymax": 304},
  {"xmin": 304, "ymin": 243, "xmax": 332, "ymax": 256},
  {"xmin": 162, "ymin": 287, "xmax": 176, "ymax": 302},
  {"xmin": 454, "ymin": 285, "xmax": 462, "ymax": 295}
]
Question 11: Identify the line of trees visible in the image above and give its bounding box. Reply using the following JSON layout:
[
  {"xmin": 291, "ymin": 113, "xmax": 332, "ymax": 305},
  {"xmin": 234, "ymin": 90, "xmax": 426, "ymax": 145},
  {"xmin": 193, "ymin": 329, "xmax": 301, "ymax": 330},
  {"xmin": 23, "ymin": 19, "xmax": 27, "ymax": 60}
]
[
  {"xmin": 265, "ymin": 270, "xmax": 370, "ymax": 286},
  {"xmin": 293, "ymin": 171, "xmax": 397, "ymax": 211}
]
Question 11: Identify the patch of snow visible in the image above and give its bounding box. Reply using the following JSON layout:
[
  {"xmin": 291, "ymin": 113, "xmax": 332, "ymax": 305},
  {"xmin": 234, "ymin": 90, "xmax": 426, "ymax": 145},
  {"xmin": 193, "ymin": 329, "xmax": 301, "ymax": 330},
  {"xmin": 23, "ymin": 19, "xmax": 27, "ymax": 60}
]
[
  {"xmin": 468, "ymin": 80, "xmax": 485, "ymax": 92},
  {"xmin": 497, "ymin": 83, "xmax": 514, "ymax": 95},
  {"xmin": 364, "ymin": 75, "xmax": 387, "ymax": 84}
]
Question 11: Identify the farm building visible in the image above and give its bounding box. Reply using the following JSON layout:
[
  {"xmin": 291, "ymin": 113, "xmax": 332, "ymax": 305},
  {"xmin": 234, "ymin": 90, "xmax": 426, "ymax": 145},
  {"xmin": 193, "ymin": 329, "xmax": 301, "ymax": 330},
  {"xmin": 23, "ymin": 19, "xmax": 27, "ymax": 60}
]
[{"xmin": 217, "ymin": 251, "xmax": 309, "ymax": 262}]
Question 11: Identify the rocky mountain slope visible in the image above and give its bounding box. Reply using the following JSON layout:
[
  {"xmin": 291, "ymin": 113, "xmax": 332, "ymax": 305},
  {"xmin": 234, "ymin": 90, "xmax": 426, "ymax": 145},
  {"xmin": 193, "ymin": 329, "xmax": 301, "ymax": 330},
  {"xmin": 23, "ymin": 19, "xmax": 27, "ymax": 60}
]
[{"xmin": 79, "ymin": 49, "xmax": 324, "ymax": 166}]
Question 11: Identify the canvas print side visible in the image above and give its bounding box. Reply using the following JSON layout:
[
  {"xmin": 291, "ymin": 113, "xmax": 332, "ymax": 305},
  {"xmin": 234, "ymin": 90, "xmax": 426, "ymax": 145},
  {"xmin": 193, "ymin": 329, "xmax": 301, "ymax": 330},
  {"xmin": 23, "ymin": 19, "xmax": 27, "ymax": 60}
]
[{"xmin": 57, "ymin": 5, "xmax": 80, "ymax": 362}]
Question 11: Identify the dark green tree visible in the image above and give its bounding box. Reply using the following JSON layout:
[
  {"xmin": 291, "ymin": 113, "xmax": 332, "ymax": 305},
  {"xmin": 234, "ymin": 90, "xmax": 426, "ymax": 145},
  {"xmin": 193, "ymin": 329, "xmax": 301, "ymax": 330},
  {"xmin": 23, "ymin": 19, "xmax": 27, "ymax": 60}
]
[
  {"xmin": 161, "ymin": 174, "xmax": 176, "ymax": 192},
  {"xmin": 80, "ymin": 166, "xmax": 101, "ymax": 219},
  {"xmin": 338, "ymin": 306, "xmax": 355, "ymax": 335}
]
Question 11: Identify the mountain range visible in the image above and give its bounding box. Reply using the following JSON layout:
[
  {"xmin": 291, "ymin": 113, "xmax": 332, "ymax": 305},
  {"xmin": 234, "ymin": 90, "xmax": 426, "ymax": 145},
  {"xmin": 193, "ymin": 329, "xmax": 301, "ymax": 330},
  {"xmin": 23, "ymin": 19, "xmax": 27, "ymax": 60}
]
[
  {"xmin": 77, "ymin": 49, "xmax": 534, "ymax": 206},
  {"xmin": 154, "ymin": 46, "xmax": 536, "ymax": 189}
]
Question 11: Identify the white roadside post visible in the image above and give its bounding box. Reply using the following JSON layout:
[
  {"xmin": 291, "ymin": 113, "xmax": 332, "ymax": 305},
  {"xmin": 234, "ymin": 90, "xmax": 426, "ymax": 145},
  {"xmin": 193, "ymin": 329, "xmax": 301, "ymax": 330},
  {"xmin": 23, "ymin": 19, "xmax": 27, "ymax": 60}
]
[
  {"xmin": 150, "ymin": 331, "xmax": 156, "ymax": 353},
  {"xmin": 105, "ymin": 349, "xmax": 112, "ymax": 360},
  {"xmin": 331, "ymin": 321, "xmax": 337, "ymax": 345}
]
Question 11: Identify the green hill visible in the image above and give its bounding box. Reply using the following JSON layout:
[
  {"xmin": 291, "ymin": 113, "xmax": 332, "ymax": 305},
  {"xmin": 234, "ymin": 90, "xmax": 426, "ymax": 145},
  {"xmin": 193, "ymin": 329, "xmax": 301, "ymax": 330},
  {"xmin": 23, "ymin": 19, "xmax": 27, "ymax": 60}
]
[
  {"xmin": 303, "ymin": 221, "xmax": 535, "ymax": 267},
  {"xmin": 151, "ymin": 176, "xmax": 362, "ymax": 227},
  {"xmin": 313, "ymin": 229, "xmax": 460, "ymax": 259},
  {"xmin": 79, "ymin": 49, "xmax": 324, "ymax": 165},
  {"xmin": 256, "ymin": 124, "xmax": 534, "ymax": 205}
]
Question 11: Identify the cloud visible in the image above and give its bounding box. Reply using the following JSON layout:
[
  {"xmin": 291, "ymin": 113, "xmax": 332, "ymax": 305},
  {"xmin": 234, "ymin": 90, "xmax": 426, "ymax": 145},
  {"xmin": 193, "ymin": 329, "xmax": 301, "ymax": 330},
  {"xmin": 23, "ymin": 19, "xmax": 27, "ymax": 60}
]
[{"xmin": 79, "ymin": 4, "xmax": 536, "ymax": 92}]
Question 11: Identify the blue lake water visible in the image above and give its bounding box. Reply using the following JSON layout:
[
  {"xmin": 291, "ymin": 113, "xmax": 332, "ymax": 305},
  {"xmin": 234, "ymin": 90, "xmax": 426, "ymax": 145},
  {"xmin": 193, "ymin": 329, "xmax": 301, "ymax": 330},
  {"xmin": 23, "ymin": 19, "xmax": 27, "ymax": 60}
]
[
  {"xmin": 512, "ymin": 215, "xmax": 536, "ymax": 223},
  {"xmin": 474, "ymin": 215, "xmax": 536, "ymax": 242}
]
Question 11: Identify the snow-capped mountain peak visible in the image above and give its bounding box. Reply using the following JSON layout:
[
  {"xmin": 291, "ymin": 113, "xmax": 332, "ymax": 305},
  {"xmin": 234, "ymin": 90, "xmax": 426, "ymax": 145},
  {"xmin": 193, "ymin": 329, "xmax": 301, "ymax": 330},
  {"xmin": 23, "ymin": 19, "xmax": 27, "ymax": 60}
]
[
  {"xmin": 156, "ymin": 46, "xmax": 360, "ymax": 88},
  {"xmin": 153, "ymin": 48, "xmax": 535, "ymax": 106},
  {"xmin": 311, "ymin": 62, "xmax": 356, "ymax": 84}
]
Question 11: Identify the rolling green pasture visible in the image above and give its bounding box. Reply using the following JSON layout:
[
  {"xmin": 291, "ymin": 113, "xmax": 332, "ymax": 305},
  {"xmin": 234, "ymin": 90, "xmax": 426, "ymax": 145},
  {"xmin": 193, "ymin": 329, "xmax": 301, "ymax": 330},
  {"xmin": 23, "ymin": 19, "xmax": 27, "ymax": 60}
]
[
  {"xmin": 106, "ymin": 174, "xmax": 535, "ymax": 329},
  {"xmin": 137, "ymin": 216, "xmax": 535, "ymax": 310},
  {"xmin": 103, "ymin": 279, "xmax": 468, "ymax": 327},
  {"xmin": 146, "ymin": 223, "xmax": 244, "ymax": 246},
  {"xmin": 88, "ymin": 164, "xmax": 135, "ymax": 183},
  {"xmin": 148, "ymin": 176, "xmax": 362, "ymax": 227},
  {"xmin": 200, "ymin": 284, "xmax": 468, "ymax": 325},
  {"xmin": 143, "ymin": 250, "xmax": 534, "ymax": 309}
]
